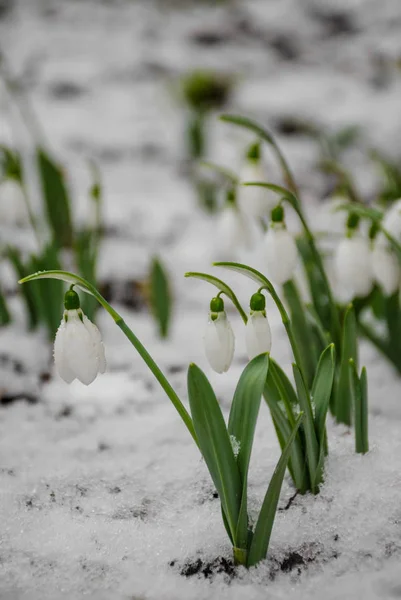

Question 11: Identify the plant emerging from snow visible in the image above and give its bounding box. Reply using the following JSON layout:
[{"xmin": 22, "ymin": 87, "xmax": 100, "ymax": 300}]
[{"xmin": 20, "ymin": 269, "xmax": 303, "ymax": 569}]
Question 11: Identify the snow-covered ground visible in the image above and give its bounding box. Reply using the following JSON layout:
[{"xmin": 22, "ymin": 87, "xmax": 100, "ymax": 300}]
[{"xmin": 1, "ymin": 0, "xmax": 401, "ymax": 598}]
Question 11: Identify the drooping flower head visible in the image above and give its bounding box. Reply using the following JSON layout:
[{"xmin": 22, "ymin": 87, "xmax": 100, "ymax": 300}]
[
  {"xmin": 237, "ymin": 141, "xmax": 277, "ymax": 218},
  {"xmin": 334, "ymin": 212, "xmax": 373, "ymax": 302},
  {"xmin": 245, "ymin": 292, "xmax": 272, "ymax": 360},
  {"xmin": 264, "ymin": 205, "xmax": 298, "ymax": 285},
  {"xmin": 203, "ymin": 295, "xmax": 235, "ymax": 374},
  {"xmin": 215, "ymin": 186, "xmax": 255, "ymax": 259},
  {"xmin": 54, "ymin": 287, "xmax": 106, "ymax": 385}
]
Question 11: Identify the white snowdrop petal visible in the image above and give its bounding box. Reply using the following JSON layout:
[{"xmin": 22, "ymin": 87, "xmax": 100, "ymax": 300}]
[
  {"xmin": 83, "ymin": 315, "xmax": 107, "ymax": 375},
  {"xmin": 264, "ymin": 227, "xmax": 298, "ymax": 285},
  {"xmin": 203, "ymin": 313, "xmax": 235, "ymax": 374},
  {"xmin": 216, "ymin": 206, "xmax": 254, "ymax": 259},
  {"xmin": 245, "ymin": 312, "xmax": 272, "ymax": 360},
  {"xmin": 63, "ymin": 315, "xmax": 100, "ymax": 385},
  {"xmin": 53, "ymin": 319, "xmax": 76, "ymax": 384},
  {"xmin": 237, "ymin": 162, "xmax": 276, "ymax": 217},
  {"xmin": 382, "ymin": 199, "xmax": 401, "ymax": 240},
  {"xmin": 372, "ymin": 246, "xmax": 400, "ymax": 296},
  {"xmin": 98, "ymin": 343, "xmax": 107, "ymax": 374},
  {"xmin": 335, "ymin": 236, "xmax": 373, "ymax": 299}
]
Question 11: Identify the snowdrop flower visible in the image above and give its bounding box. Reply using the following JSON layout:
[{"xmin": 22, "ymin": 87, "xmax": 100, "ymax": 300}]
[
  {"xmin": 237, "ymin": 142, "xmax": 276, "ymax": 218},
  {"xmin": 215, "ymin": 188, "xmax": 254, "ymax": 259},
  {"xmin": 264, "ymin": 205, "xmax": 298, "ymax": 285},
  {"xmin": 381, "ymin": 198, "xmax": 401, "ymax": 241},
  {"xmin": 203, "ymin": 296, "xmax": 235, "ymax": 374},
  {"xmin": 371, "ymin": 243, "xmax": 400, "ymax": 296},
  {"xmin": 245, "ymin": 292, "xmax": 272, "ymax": 360},
  {"xmin": 203, "ymin": 296, "xmax": 235, "ymax": 373},
  {"xmin": 334, "ymin": 215, "xmax": 373, "ymax": 301},
  {"xmin": 54, "ymin": 288, "xmax": 106, "ymax": 385},
  {"xmin": 0, "ymin": 179, "xmax": 28, "ymax": 226}
]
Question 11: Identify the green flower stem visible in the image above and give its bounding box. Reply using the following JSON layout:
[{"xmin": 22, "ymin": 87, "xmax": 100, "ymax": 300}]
[
  {"xmin": 219, "ymin": 114, "xmax": 299, "ymax": 196},
  {"xmin": 115, "ymin": 317, "xmax": 197, "ymax": 444}
]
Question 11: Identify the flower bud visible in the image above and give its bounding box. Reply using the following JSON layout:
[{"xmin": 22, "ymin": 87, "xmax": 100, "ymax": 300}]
[
  {"xmin": 334, "ymin": 235, "xmax": 373, "ymax": 300},
  {"xmin": 371, "ymin": 244, "xmax": 400, "ymax": 296},
  {"xmin": 263, "ymin": 221, "xmax": 298, "ymax": 285},
  {"xmin": 203, "ymin": 298, "xmax": 235, "ymax": 373}
]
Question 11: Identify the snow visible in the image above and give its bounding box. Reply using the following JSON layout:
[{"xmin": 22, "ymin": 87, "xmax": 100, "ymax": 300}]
[{"xmin": 1, "ymin": 0, "xmax": 401, "ymax": 598}]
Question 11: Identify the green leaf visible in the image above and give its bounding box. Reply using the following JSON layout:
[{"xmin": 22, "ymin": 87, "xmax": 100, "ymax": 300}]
[
  {"xmin": 8, "ymin": 248, "xmax": 41, "ymax": 329},
  {"xmin": 349, "ymin": 361, "xmax": 369, "ymax": 454},
  {"xmin": 185, "ymin": 271, "xmax": 247, "ymax": 323},
  {"xmin": 0, "ymin": 283, "xmax": 10, "ymax": 326},
  {"xmin": 283, "ymin": 279, "xmax": 318, "ymax": 387},
  {"xmin": 312, "ymin": 344, "xmax": 336, "ymax": 447},
  {"xmin": 37, "ymin": 148, "xmax": 73, "ymax": 248},
  {"xmin": 150, "ymin": 257, "xmax": 172, "ymax": 339},
  {"xmin": 263, "ymin": 377, "xmax": 307, "ymax": 494},
  {"xmin": 228, "ymin": 353, "xmax": 269, "ymax": 482},
  {"xmin": 228, "ymin": 353, "xmax": 269, "ymax": 548},
  {"xmin": 335, "ymin": 304, "xmax": 357, "ymax": 426},
  {"xmin": 29, "ymin": 243, "xmax": 64, "ymax": 338},
  {"xmin": 247, "ymin": 412, "xmax": 304, "ymax": 567},
  {"xmin": 187, "ymin": 363, "xmax": 241, "ymax": 543},
  {"xmin": 292, "ymin": 364, "xmax": 319, "ymax": 493}
]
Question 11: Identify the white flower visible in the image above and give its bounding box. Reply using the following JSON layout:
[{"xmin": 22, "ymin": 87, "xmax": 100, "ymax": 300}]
[
  {"xmin": 264, "ymin": 224, "xmax": 298, "ymax": 285},
  {"xmin": 237, "ymin": 161, "xmax": 276, "ymax": 218},
  {"xmin": 0, "ymin": 179, "xmax": 28, "ymax": 226},
  {"xmin": 334, "ymin": 235, "xmax": 373, "ymax": 300},
  {"xmin": 215, "ymin": 204, "xmax": 254, "ymax": 259},
  {"xmin": 54, "ymin": 309, "xmax": 106, "ymax": 385},
  {"xmin": 381, "ymin": 199, "xmax": 401, "ymax": 240},
  {"xmin": 203, "ymin": 311, "xmax": 235, "ymax": 374},
  {"xmin": 246, "ymin": 311, "xmax": 272, "ymax": 360},
  {"xmin": 371, "ymin": 244, "xmax": 400, "ymax": 296}
]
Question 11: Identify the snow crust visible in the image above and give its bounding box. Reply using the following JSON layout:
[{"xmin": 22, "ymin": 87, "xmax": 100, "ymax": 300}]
[{"xmin": 1, "ymin": 0, "xmax": 401, "ymax": 598}]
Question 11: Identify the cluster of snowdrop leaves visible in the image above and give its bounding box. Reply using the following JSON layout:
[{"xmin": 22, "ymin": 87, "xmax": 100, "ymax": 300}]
[{"xmin": 19, "ymin": 268, "xmax": 304, "ymax": 568}]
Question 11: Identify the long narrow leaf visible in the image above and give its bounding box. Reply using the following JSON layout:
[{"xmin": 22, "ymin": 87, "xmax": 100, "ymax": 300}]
[
  {"xmin": 335, "ymin": 304, "xmax": 357, "ymax": 426},
  {"xmin": 187, "ymin": 363, "xmax": 241, "ymax": 542},
  {"xmin": 312, "ymin": 344, "xmax": 336, "ymax": 446},
  {"xmin": 37, "ymin": 148, "xmax": 73, "ymax": 248},
  {"xmin": 293, "ymin": 364, "xmax": 319, "ymax": 493},
  {"xmin": 263, "ymin": 379, "xmax": 307, "ymax": 494},
  {"xmin": 247, "ymin": 412, "xmax": 304, "ymax": 567},
  {"xmin": 283, "ymin": 279, "xmax": 318, "ymax": 386},
  {"xmin": 150, "ymin": 256, "xmax": 172, "ymax": 338},
  {"xmin": 228, "ymin": 353, "xmax": 269, "ymax": 549}
]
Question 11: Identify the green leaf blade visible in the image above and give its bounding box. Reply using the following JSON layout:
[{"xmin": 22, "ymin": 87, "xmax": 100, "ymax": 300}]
[
  {"xmin": 228, "ymin": 353, "xmax": 269, "ymax": 549},
  {"xmin": 247, "ymin": 412, "xmax": 304, "ymax": 567},
  {"xmin": 187, "ymin": 363, "xmax": 241, "ymax": 543},
  {"xmin": 312, "ymin": 343, "xmax": 336, "ymax": 446},
  {"xmin": 150, "ymin": 257, "xmax": 172, "ymax": 338}
]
